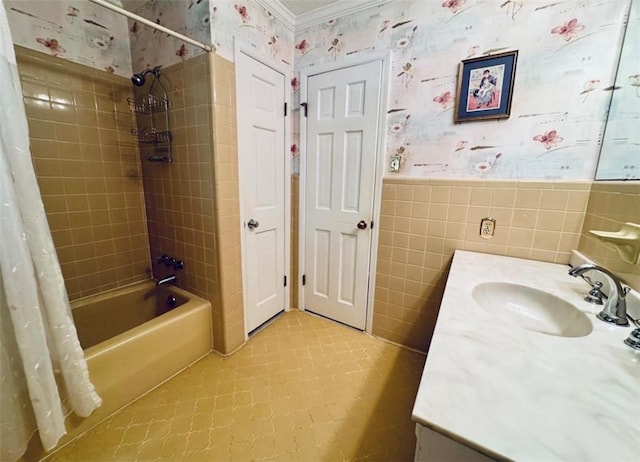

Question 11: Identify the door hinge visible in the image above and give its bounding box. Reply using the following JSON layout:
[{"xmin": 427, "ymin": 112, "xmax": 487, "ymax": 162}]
[
  {"xmin": 284, "ymin": 275, "xmax": 287, "ymax": 287},
  {"xmin": 284, "ymin": 102, "xmax": 288, "ymax": 117},
  {"xmin": 300, "ymin": 102, "xmax": 308, "ymax": 117},
  {"xmin": 302, "ymin": 274, "xmax": 306, "ymax": 286}
]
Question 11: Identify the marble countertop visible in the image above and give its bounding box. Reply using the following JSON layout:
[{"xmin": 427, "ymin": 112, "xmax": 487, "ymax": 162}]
[{"xmin": 412, "ymin": 250, "xmax": 640, "ymax": 462}]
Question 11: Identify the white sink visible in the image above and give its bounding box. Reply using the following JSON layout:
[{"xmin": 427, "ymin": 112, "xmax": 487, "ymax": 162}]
[
  {"xmin": 472, "ymin": 282, "xmax": 593, "ymax": 337},
  {"xmin": 413, "ymin": 251, "xmax": 639, "ymax": 462}
]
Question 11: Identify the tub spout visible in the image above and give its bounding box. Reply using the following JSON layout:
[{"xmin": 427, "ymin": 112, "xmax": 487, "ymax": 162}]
[{"xmin": 156, "ymin": 274, "xmax": 176, "ymax": 287}]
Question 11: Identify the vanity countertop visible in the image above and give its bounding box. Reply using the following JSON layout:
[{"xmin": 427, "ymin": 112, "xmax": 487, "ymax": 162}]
[{"xmin": 412, "ymin": 250, "xmax": 640, "ymax": 461}]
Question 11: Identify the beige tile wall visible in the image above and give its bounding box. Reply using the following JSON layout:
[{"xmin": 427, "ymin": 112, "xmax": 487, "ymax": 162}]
[
  {"xmin": 373, "ymin": 178, "xmax": 591, "ymax": 352},
  {"xmin": 209, "ymin": 54, "xmax": 245, "ymax": 354},
  {"xmin": 138, "ymin": 54, "xmax": 223, "ymax": 351},
  {"xmin": 291, "ymin": 174, "xmax": 300, "ymax": 309},
  {"xmin": 140, "ymin": 53, "xmax": 247, "ymax": 354},
  {"xmin": 578, "ymin": 182, "xmax": 640, "ymax": 291},
  {"xmin": 17, "ymin": 47, "xmax": 252, "ymax": 354},
  {"xmin": 16, "ymin": 46, "xmax": 150, "ymax": 300}
]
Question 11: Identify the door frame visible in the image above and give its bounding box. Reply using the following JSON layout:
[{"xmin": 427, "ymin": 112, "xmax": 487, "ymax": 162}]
[
  {"xmin": 298, "ymin": 52, "xmax": 391, "ymax": 334},
  {"xmin": 234, "ymin": 42, "xmax": 292, "ymax": 339}
]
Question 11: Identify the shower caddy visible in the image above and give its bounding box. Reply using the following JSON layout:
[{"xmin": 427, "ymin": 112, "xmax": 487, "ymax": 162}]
[{"xmin": 128, "ymin": 67, "xmax": 173, "ymax": 162}]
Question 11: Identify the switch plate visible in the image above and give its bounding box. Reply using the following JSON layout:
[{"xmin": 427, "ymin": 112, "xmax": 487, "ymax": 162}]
[{"xmin": 480, "ymin": 217, "xmax": 496, "ymax": 239}]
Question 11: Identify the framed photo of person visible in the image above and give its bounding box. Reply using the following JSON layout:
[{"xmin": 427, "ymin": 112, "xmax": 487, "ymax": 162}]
[{"xmin": 454, "ymin": 50, "xmax": 518, "ymax": 123}]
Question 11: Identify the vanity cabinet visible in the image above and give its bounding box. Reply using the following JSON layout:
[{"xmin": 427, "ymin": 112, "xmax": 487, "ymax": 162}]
[{"xmin": 414, "ymin": 424, "xmax": 495, "ymax": 462}]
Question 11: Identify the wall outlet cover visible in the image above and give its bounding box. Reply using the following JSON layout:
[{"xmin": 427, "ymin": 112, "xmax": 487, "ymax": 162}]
[{"xmin": 480, "ymin": 217, "xmax": 496, "ymax": 239}]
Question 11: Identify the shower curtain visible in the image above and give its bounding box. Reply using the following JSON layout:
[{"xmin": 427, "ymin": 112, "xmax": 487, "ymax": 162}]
[{"xmin": 0, "ymin": 2, "xmax": 102, "ymax": 460}]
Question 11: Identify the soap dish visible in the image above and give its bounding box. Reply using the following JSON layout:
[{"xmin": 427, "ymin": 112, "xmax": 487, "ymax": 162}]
[{"xmin": 589, "ymin": 222, "xmax": 640, "ymax": 264}]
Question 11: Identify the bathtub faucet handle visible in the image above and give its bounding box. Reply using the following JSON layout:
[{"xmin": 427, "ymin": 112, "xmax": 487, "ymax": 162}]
[
  {"xmin": 157, "ymin": 254, "xmax": 184, "ymax": 270},
  {"xmin": 169, "ymin": 258, "xmax": 184, "ymax": 270},
  {"xmin": 157, "ymin": 254, "xmax": 171, "ymax": 265}
]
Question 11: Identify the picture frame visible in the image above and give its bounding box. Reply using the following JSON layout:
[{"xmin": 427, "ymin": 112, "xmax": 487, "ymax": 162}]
[{"xmin": 454, "ymin": 50, "xmax": 518, "ymax": 123}]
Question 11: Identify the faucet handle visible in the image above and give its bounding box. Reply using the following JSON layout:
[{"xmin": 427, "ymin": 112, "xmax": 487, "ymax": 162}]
[
  {"xmin": 168, "ymin": 258, "xmax": 184, "ymax": 270},
  {"xmin": 157, "ymin": 254, "xmax": 171, "ymax": 265},
  {"xmin": 157, "ymin": 254, "xmax": 184, "ymax": 270},
  {"xmin": 581, "ymin": 274, "xmax": 599, "ymax": 287},
  {"xmin": 624, "ymin": 328, "xmax": 640, "ymax": 351},
  {"xmin": 585, "ymin": 282, "xmax": 604, "ymax": 305}
]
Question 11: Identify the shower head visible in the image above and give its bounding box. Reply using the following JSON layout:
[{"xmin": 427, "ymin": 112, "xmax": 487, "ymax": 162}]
[
  {"xmin": 131, "ymin": 72, "xmax": 146, "ymax": 86},
  {"xmin": 131, "ymin": 67, "xmax": 161, "ymax": 87}
]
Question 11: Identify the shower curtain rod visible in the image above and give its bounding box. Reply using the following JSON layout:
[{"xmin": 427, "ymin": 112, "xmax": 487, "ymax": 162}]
[{"xmin": 88, "ymin": 0, "xmax": 215, "ymax": 53}]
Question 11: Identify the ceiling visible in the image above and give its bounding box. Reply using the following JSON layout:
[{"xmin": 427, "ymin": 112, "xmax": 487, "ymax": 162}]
[{"xmin": 279, "ymin": 0, "xmax": 342, "ymax": 16}]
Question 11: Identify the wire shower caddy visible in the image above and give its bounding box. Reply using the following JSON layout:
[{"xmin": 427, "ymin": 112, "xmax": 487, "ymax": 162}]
[{"xmin": 128, "ymin": 67, "xmax": 173, "ymax": 162}]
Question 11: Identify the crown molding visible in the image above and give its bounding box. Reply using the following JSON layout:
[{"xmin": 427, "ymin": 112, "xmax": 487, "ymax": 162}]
[
  {"xmin": 295, "ymin": 0, "xmax": 394, "ymax": 30},
  {"xmin": 253, "ymin": 0, "xmax": 295, "ymax": 32},
  {"xmin": 252, "ymin": 0, "xmax": 394, "ymax": 34}
]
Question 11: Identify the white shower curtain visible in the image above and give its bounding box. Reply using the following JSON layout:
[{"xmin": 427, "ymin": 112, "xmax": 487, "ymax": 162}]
[{"xmin": 0, "ymin": 2, "xmax": 102, "ymax": 461}]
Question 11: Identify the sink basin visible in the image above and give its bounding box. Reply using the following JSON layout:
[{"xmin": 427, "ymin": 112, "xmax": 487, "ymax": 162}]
[{"xmin": 472, "ymin": 282, "xmax": 592, "ymax": 337}]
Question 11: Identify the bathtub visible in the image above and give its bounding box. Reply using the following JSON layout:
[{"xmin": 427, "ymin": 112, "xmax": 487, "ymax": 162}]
[{"xmin": 29, "ymin": 281, "xmax": 212, "ymax": 459}]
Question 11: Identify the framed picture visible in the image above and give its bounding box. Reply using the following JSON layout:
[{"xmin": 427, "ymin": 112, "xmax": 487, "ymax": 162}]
[{"xmin": 454, "ymin": 50, "xmax": 518, "ymax": 123}]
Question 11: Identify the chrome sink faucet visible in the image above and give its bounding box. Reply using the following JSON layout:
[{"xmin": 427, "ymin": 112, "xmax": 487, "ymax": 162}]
[{"xmin": 569, "ymin": 264, "xmax": 629, "ymax": 326}]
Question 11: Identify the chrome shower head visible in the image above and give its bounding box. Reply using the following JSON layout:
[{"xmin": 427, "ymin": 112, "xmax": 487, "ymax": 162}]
[
  {"xmin": 131, "ymin": 72, "xmax": 146, "ymax": 86},
  {"xmin": 131, "ymin": 67, "xmax": 161, "ymax": 87}
]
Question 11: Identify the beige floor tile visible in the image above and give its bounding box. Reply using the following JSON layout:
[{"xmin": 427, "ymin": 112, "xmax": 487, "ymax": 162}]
[{"xmin": 47, "ymin": 311, "xmax": 425, "ymax": 461}]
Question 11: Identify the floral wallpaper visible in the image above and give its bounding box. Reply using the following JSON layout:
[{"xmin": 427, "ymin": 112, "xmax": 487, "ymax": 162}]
[
  {"xmin": 294, "ymin": 0, "xmax": 631, "ymax": 180},
  {"xmin": 5, "ymin": 0, "xmax": 294, "ymax": 76},
  {"xmin": 121, "ymin": 0, "xmax": 293, "ymax": 72},
  {"xmin": 209, "ymin": 0, "xmax": 293, "ymax": 66},
  {"xmin": 5, "ymin": 0, "xmax": 133, "ymax": 76},
  {"xmin": 6, "ymin": 1, "xmax": 633, "ymax": 180},
  {"xmin": 122, "ymin": 0, "xmax": 211, "ymax": 72},
  {"xmin": 596, "ymin": 0, "xmax": 639, "ymax": 180}
]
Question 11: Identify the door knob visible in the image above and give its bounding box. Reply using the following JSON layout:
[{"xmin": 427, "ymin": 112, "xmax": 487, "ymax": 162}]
[
  {"xmin": 247, "ymin": 219, "xmax": 259, "ymax": 230},
  {"xmin": 357, "ymin": 220, "xmax": 368, "ymax": 230}
]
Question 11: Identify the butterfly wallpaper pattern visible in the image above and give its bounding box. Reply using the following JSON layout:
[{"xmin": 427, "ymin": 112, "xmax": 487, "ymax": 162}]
[
  {"xmin": 293, "ymin": 0, "xmax": 632, "ymax": 180},
  {"xmin": 6, "ymin": 0, "xmax": 294, "ymax": 75},
  {"xmin": 125, "ymin": 0, "xmax": 294, "ymax": 72},
  {"xmin": 6, "ymin": 0, "xmax": 635, "ymax": 180},
  {"xmin": 5, "ymin": 0, "xmax": 133, "ymax": 76}
]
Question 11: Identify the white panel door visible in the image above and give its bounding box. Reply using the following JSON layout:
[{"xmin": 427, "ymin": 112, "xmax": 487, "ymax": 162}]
[
  {"xmin": 237, "ymin": 52, "xmax": 286, "ymax": 333},
  {"xmin": 304, "ymin": 61, "xmax": 382, "ymax": 330}
]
